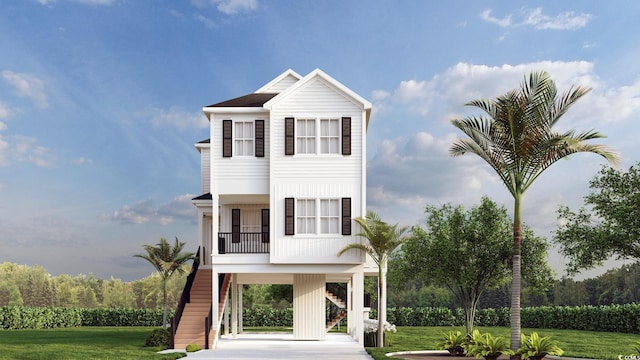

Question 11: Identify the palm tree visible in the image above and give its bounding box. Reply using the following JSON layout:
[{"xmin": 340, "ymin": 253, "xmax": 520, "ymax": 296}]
[
  {"xmin": 449, "ymin": 71, "xmax": 619, "ymax": 357},
  {"xmin": 134, "ymin": 237, "xmax": 195, "ymax": 328},
  {"xmin": 338, "ymin": 210, "xmax": 408, "ymax": 348}
]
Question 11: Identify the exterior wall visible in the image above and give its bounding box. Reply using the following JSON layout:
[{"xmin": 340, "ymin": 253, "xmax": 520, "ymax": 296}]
[
  {"xmin": 210, "ymin": 112, "xmax": 270, "ymax": 195},
  {"xmin": 198, "ymin": 145, "xmax": 210, "ymax": 195},
  {"xmin": 293, "ymin": 274, "xmax": 326, "ymax": 340},
  {"xmin": 268, "ymin": 76, "xmax": 365, "ymax": 264},
  {"xmin": 271, "ymin": 182, "xmax": 363, "ymax": 263},
  {"xmin": 260, "ymin": 74, "xmax": 300, "ymax": 93}
]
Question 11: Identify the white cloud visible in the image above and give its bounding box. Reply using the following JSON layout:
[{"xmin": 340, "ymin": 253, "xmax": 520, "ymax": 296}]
[
  {"xmin": 523, "ymin": 7, "xmax": 591, "ymax": 30},
  {"xmin": 480, "ymin": 9, "xmax": 512, "ymax": 28},
  {"xmin": 36, "ymin": 0, "xmax": 115, "ymax": 5},
  {"xmin": 2, "ymin": 70, "xmax": 48, "ymax": 108},
  {"xmin": 74, "ymin": 156, "xmax": 93, "ymax": 165},
  {"xmin": 194, "ymin": 14, "xmax": 216, "ymax": 28},
  {"xmin": 143, "ymin": 107, "xmax": 209, "ymax": 131},
  {"xmin": 12, "ymin": 135, "xmax": 55, "ymax": 167},
  {"xmin": 480, "ymin": 7, "xmax": 591, "ymax": 31},
  {"xmin": 191, "ymin": 0, "xmax": 258, "ymax": 15},
  {"xmin": 0, "ymin": 102, "xmax": 13, "ymax": 119},
  {"xmin": 107, "ymin": 194, "xmax": 196, "ymax": 225},
  {"xmin": 371, "ymin": 90, "xmax": 390, "ymax": 101},
  {"xmin": 368, "ymin": 60, "xmax": 637, "ymax": 234}
]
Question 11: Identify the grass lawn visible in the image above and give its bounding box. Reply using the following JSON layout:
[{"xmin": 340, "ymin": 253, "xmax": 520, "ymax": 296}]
[
  {"xmin": 366, "ymin": 326, "xmax": 640, "ymax": 360},
  {"xmin": 0, "ymin": 327, "xmax": 183, "ymax": 360}
]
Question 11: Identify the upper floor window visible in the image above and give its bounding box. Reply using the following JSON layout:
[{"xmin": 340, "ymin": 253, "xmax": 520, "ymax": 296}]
[
  {"xmin": 320, "ymin": 119, "xmax": 339, "ymax": 154},
  {"xmin": 296, "ymin": 199, "xmax": 316, "ymax": 234},
  {"xmin": 234, "ymin": 121, "xmax": 254, "ymax": 156},
  {"xmin": 285, "ymin": 197, "xmax": 350, "ymax": 236},
  {"xmin": 223, "ymin": 119, "xmax": 264, "ymax": 158},
  {"xmin": 285, "ymin": 117, "xmax": 351, "ymax": 156},
  {"xmin": 296, "ymin": 119, "xmax": 316, "ymax": 154}
]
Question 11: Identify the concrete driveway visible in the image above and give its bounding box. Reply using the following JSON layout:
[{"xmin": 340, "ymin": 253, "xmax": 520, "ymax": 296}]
[{"xmin": 183, "ymin": 333, "xmax": 374, "ymax": 360}]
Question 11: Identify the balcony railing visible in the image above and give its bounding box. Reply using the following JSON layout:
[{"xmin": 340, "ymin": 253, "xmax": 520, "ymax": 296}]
[{"xmin": 218, "ymin": 232, "xmax": 269, "ymax": 254}]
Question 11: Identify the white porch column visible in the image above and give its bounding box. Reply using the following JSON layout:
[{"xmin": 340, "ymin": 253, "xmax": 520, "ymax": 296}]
[
  {"xmin": 350, "ymin": 270, "xmax": 364, "ymax": 345},
  {"xmin": 238, "ymin": 284, "xmax": 243, "ymax": 333},
  {"xmin": 293, "ymin": 274, "xmax": 326, "ymax": 340},
  {"xmin": 231, "ymin": 274, "xmax": 238, "ymax": 337}
]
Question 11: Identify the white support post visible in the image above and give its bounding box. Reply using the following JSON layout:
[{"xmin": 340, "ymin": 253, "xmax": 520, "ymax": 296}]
[
  {"xmin": 231, "ymin": 274, "xmax": 238, "ymax": 337},
  {"xmin": 238, "ymin": 284, "xmax": 243, "ymax": 333}
]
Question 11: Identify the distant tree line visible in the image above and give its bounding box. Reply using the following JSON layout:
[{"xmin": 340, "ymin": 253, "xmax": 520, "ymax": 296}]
[
  {"xmin": 385, "ymin": 262, "xmax": 640, "ymax": 310},
  {"xmin": 0, "ymin": 262, "xmax": 186, "ymax": 309}
]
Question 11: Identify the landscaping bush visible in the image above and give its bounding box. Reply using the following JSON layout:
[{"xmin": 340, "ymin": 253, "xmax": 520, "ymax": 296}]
[
  {"xmin": 0, "ymin": 306, "xmax": 171, "ymax": 329},
  {"xmin": 185, "ymin": 343, "xmax": 201, "ymax": 352},
  {"xmin": 144, "ymin": 328, "xmax": 171, "ymax": 348}
]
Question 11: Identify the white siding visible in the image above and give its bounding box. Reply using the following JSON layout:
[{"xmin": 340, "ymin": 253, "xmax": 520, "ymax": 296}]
[
  {"xmin": 200, "ymin": 146, "xmax": 210, "ymax": 194},
  {"xmin": 261, "ymin": 74, "xmax": 300, "ymax": 93},
  {"xmin": 270, "ymin": 182, "xmax": 363, "ymax": 264},
  {"xmin": 269, "ymin": 79, "xmax": 364, "ymax": 179},
  {"xmin": 210, "ymin": 113, "xmax": 270, "ymax": 195},
  {"xmin": 293, "ymin": 274, "xmax": 326, "ymax": 340},
  {"xmin": 268, "ymin": 76, "xmax": 365, "ymax": 264}
]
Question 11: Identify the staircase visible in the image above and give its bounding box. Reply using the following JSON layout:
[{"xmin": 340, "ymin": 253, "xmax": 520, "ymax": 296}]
[
  {"xmin": 173, "ymin": 270, "xmax": 231, "ymax": 349},
  {"xmin": 325, "ymin": 289, "xmax": 347, "ymax": 331}
]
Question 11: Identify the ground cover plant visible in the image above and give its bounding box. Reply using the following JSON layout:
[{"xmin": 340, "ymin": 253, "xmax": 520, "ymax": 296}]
[
  {"xmin": 366, "ymin": 326, "xmax": 640, "ymax": 360},
  {"xmin": 0, "ymin": 327, "xmax": 184, "ymax": 360}
]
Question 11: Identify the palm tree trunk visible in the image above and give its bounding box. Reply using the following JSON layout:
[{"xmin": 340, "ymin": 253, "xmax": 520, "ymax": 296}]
[
  {"xmin": 162, "ymin": 277, "xmax": 168, "ymax": 328},
  {"xmin": 378, "ymin": 264, "xmax": 386, "ymax": 348},
  {"xmin": 510, "ymin": 195, "xmax": 523, "ymax": 360}
]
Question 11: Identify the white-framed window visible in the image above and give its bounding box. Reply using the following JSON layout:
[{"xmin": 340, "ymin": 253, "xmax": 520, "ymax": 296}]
[
  {"xmin": 294, "ymin": 198, "xmax": 340, "ymax": 235},
  {"xmin": 320, "ymin": 118, "xmax": 340, "ymax": 154},
  {"xmin": 320, "ymin": 199, "xmax": 340, "ymax": 234},
  {"xmin": 234, "ymin": 121, "xmax": 254, "ymax": 156},
  {"xmin": 296, "ymin": 118, "xmax": 316, "ymax": 154},
  {"xmin": 296, "ymin": 199, "xmax": 316, "ymax": 234}
]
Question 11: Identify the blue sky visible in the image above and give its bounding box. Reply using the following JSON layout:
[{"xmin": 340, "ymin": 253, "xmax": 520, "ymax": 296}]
[{"xmin": 1, "ymin": 0, "xmax": 639, "ymax": 281}]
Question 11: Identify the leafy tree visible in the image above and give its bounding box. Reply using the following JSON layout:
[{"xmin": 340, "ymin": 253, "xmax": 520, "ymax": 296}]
[
  {"xmin": 338, "ymin": 211, "xmax": 409, "ymax": 348},
  {"xmin": 134, "ymin": 237, "xmax": 195, "ymax": 327},
  {"xmin": 397, "ymin": 197, "xmax": 553, "ymax": 334},
  {"xmin": 449, "ymin": 71, "xmax": 618, "ymax": 355},
  {"xmin": 554, "ymin": 163, "xmax": 640, "ymax": 275}
]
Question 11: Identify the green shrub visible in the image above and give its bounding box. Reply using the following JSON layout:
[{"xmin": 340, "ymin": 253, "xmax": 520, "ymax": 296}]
[
  {"xmin": 465, "ymin": 330, "xmax": 514, "ymax": 360},
  {"xmin": 436, "ymin": 330, "xmax": 466, "ymax": 355},
  {"xmin": 185, "ymin": 343, "xmax": 201, "ymax": 352},
  {"xmin": 518, "ymin": 332, "xmax": 563, "ymax": 360},
  {"xmin": 144, "ymin": 328, "xmax": 170, "ymax": 348}
]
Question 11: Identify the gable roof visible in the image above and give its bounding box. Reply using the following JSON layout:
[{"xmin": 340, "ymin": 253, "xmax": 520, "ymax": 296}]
[
  {"xmin": 202, "ymin": 69, "xmax": 371, "ymax": 127},
  {"xmin": 206, "ymin": 93, "xmax": 278, "ymax": 108},
  {"xmin": 255, "ymin": 69, "xmax": 302, "ymax": 93},
  {"xmin": 263, "ymin": 68, "xmax": 372, "ymax": 127}
]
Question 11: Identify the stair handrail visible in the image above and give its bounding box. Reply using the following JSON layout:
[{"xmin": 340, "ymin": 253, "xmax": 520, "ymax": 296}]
[
  {"xmin": 205, "ymin": 273, "xmax": 228, "ymax": 350},
  {"xmin": 170, "ymin": 246, "xmax": 201, "ymax": 349},
  {"xmin": 205, "ymin": 304, "xmax": 213, "ymax": 349}
]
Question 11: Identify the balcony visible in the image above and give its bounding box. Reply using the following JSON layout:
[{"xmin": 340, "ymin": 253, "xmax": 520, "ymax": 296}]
[{"xmin": 218, "ymin": 232, "xmax": 269, "ymax": 254}]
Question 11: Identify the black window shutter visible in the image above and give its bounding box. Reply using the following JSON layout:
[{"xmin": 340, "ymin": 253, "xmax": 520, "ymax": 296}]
[
  {"xmin": 255, "ymin": 120, "xmax": 264, "ymax": 157},
  {"xmin": 223, "ymin": 120, "xmax": 232, "ymax": 157},
  {"xmin": 232, "ymin": 209, "xmax": 240, "ymax": 243},
  {"xmin": 284, "ymin": 198, "xmax": 294, "ymax": 235},
  {"xmin": 342, "ymin": 117, "xmax": 351, "ymax": 156},
  {"xmin": 342, "ymin": 198, "xmax": 351, "ymax": 235},
  {"xmin": 284, "ymin": 117, "xmax": 295, "ymax": 155},
  {"xmin": 261, "ymin": 208, "xmax": 270, "ymax": 243}
]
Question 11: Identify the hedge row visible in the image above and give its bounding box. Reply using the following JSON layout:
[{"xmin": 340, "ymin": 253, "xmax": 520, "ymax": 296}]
[
  {"xmin": 0, "ymin": 306, "xmax": 171, "ymax": 329},
  {"xmin": 381, "ymin": 304, "xmax": 640, "ymax": 333},
  {"xmin": 3, "ymin": 304, "xmax": 639, "ymax": 333}
]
